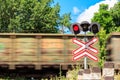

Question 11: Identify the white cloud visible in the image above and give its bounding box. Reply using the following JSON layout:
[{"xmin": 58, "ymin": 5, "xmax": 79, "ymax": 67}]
[
  {"xmin": 77, "ymin": 0, "xmax": 118, "ymax": 23},
  {"xmin": 73, "ymin": 6, "xmax": 80, "ymax": 15}
]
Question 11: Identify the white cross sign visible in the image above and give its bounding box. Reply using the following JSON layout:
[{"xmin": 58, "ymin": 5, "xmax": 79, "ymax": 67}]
[{"xmin": 72, "ymin": 37, "xmax": 98, "ymax": 61}]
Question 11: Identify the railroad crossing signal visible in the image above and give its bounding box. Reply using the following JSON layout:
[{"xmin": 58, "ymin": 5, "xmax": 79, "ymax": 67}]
[
  {"xmin": 71, "ymin": 23, "xmax": 81, "ymax": 35},
  {"xmin": 80, "ymin": 21, "xmax": 90, "ymax": 32},
  {"xmin": 72, "ymin": 37, "xmax": 98, "ymax": 61},
  {"xmin": 71, "ymin": 22, "xmax": 100, "ymax": 35},
  {"xmin": 89, "ymin": 22, "xmax": 100, "ymax": 34}
]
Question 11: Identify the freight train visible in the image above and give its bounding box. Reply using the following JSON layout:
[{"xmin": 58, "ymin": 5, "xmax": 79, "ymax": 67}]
[
  {"xmin": 106, "ymin": 32, "xmax": 120, "ymax": 70},
  {"xmin": 0, "ymin": 33, "xmax": 120, "ymax": 70},
  {"xmin": 0, "ymin": 33, "xmax": 98, "ymax": 71}
]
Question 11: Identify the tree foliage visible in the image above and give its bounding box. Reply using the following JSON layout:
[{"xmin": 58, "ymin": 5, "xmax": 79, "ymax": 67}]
[
  {"xmin": 0, "ymin": 0, "xmax": 71, "ymax": 33},
  {"xmin": 92, "ymin": 4, "xmax": 115, "ymax": 34},
  {"xmin": 59, "ymin": 13, "xmax": 71, "ymax": 33},
  {"xmin": 110, "ymin": 2, "xmax": 120, "ymax": 32},
  {"xmin": 110, "ymin": 2, "xmax": 120, "ymax": 27}
]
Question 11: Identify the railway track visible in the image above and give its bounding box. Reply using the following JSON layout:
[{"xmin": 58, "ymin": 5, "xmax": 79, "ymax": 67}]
[{"xmin": 0, "ymin": 67, "xmax": 67, "ymax": 80}]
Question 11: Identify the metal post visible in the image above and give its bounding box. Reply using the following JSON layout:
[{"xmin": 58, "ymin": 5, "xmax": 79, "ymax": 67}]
[
  {"xmin": 75, "ymin": 34, "xmax": 77, "ymax": 38},
  {"xmin": 84, "ymin": 32, "xmax": 87, "ymax": 69}
]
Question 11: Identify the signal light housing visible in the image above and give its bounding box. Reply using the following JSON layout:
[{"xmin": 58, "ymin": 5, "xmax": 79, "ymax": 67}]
[
  {"xmin": 71, "ymin": 21, "xmax": 100, "ymax": 35},
  {"xmin": 71, "ymin": 23, "xmax": 81, "ymax": 35},
  {"xmin": 89, "ymin": 22, "xmax": 100, "ymax": 34},
  {"xmin": 80, "ymin": 21, "xmax": 90, "ymax": 32}
]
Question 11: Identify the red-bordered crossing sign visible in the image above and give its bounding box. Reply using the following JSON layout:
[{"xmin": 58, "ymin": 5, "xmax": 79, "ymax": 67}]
[{"xmin": 72, "ymin": 37, "xmax": 98, "ymax": 61}]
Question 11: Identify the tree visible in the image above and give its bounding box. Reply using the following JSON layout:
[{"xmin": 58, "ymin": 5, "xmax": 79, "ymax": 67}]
[
  {"xmin": 92, "ymin": 2, "xmax": 120, "ymax": 67},
  {"xmin": 59, "ymin": 13, "xmax": 71, "ymax": 34},
  {"xmin": 110, "ymin": 2, "xmax": 120, "ymax": 27},
  {"xmin": 0, "ymin": 0, "xmax": 70, "ymax": 33},
  {"xmin": 110, "ymin": 2, "xmax": 120, "ymax": 32},
  {"xmin": 92, "ymin": 4, "xmax": 115, "ymax": 34},
  {"xmin": 91, "ymin": 4, "xmax": 114, "ymax": 67}
]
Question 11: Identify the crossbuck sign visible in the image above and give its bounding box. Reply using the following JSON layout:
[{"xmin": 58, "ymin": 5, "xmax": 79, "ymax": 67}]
[{"xmin": 72, "ymin": 37, "xmax": 98, "ymax": 61}]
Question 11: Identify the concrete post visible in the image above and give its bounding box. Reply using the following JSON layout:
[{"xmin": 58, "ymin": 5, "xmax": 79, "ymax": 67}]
[
  {"xmin": 77, "ymin": 70, "xmax": 83, "ymax": 80},
  {"xmin": 83, "ymin": 69, "xmax": 91, "ymax": 80},
  {"xmin": 103, "ymin": 62, "xmax": 114, "ymax": 80},
  {"xmin": 91, "ymin": 67, "xmax": 101, "ymax": 80}
]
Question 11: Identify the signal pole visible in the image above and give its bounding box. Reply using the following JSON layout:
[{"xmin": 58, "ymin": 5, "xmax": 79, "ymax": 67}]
[
  {"xmin": 84, "ymin": 32, "xmax": 87, "ymax": 69},
  {"xmin": 80, "ymin": 21, "xmax": 90, "ymax": 69}
]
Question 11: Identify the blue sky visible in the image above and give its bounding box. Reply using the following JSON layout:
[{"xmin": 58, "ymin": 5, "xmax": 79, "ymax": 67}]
[
  {"xmin": 53, "ymin": 0, "xmax": 118, "ymax": 33},
  {"xmin": 54, "ymin": 0, "xmax": 104, "ymax": 22}
]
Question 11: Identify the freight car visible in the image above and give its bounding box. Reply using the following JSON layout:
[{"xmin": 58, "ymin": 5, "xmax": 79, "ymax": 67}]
[
  {"xmin": 0, "ymin": 33, "xmax": 98, "ymax": 71},
  {"xmin": 106, "ymin": 32, "xmax": 120, "ymax": 71}
]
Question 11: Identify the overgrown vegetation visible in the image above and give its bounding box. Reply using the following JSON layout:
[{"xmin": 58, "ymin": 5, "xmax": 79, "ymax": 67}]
[{"xmin": 92, "ymin": 2, "xmax": 120, "ymax": 67}]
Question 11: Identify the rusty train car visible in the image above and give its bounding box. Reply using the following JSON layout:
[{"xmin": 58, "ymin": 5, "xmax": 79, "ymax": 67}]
[
  {"xmin": 106, "ymin": 32, "xmax": 120, "ymax": 70},
  {"xmin": 0, "ymin": 33, "xmax": 98, "ymax": 70},
  {"xmin": 1, "ymin": 33, "xmax": 120, "ymax": 71}
]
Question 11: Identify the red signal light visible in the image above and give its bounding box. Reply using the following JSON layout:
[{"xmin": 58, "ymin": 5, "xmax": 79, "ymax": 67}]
[
  {"xmin": 73, "ymin": 25, "xmax": 79, "ymax": 31},
  {"xmin": 71, "ymin": 23, "xmax": 81, "ymax": 35}
]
